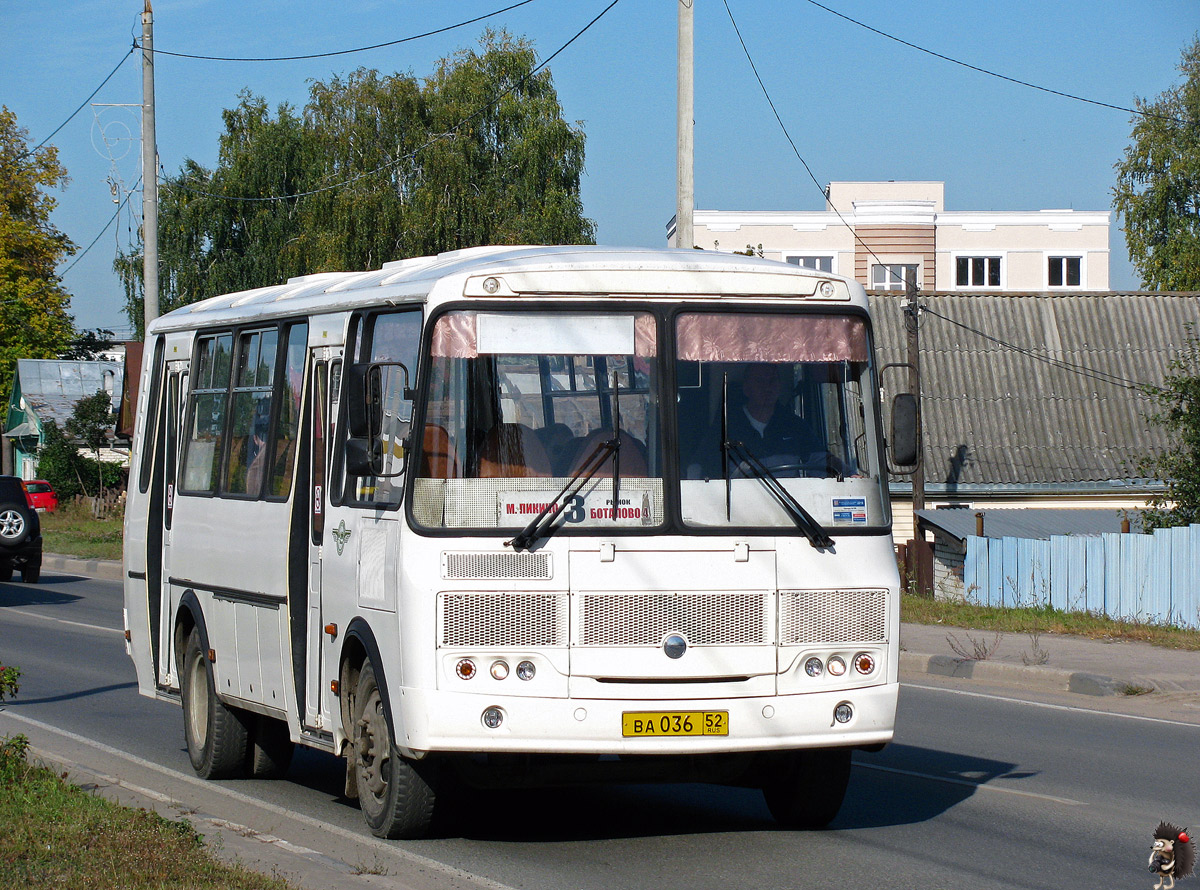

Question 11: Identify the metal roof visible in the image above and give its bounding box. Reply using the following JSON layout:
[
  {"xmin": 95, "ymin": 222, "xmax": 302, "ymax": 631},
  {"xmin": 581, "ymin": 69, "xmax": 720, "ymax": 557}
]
[
  {"xmin": 871, "ymin": 291, "xmax": 1200, "ymax": 489},
  {"xmin": 917, "ymin": 507, "xmax": 1142, "ymax": 543},
  {"xmin": 11, "ymin": 359, "xmax": 124, "ymax": 429}
]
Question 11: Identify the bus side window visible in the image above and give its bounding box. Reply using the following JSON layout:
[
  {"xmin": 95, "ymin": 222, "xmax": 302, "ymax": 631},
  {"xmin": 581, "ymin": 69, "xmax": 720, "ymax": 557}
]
[
  {"xmin": 267, "ymin": 322, "xmax": 308, "ymax": 498},
  {"xmin": 181, "ymin": 333, "xmax": 233, "ymax": 493}
]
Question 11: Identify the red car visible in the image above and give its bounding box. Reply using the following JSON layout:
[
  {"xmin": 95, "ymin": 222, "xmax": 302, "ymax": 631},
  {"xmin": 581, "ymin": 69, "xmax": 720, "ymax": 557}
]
[{"xmin": 22, "ymin": 480, "xmax": 57, "ymax": 513}]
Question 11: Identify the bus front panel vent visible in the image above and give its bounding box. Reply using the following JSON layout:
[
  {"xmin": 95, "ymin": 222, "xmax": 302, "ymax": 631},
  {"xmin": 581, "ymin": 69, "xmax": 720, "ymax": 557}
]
[
  {"xmin": 779, "ymin": 589, "xmax": 888, "ymax": 645},
  {"xmin": 441, "ymin": 551, "xmax": 552, "ymax": 581},
  {"xmin": 440, "ymin": 592, "xmax": 567, "ymax": 647}
]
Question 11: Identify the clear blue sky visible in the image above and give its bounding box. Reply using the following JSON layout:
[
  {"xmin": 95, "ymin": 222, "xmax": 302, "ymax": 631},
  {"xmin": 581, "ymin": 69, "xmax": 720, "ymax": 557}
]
[{"xmin": 1, "ymin": 0, "xmax": 1194, "ymax": 337}]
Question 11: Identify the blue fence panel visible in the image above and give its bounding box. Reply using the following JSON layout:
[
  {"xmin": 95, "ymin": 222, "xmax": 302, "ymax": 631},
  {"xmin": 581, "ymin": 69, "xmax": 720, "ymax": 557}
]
[
  {"xmin": 988, "ymin": 536, "xmax": 1007, "ymax": 606},
  {"xmin": 1102, "ymin": 533, "xmax": 1126, "ymax": 618},
  {"xmin": 1001, "ymin": 537, "xmax": 1020, "ymax": 607},
  {"xmin": 965, "ymin": 535, "xmax": 987, "ymax": 604},
  {"xmin": 1050, "ymin": 535, "xmax": 1074, "ymax": 611},
  {"xmin": 1085, "ymin": 536, "xmax": 1105, "ymax": 614}
]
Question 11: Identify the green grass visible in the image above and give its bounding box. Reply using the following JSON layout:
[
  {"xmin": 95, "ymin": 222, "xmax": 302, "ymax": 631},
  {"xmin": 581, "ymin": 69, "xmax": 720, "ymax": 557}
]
[
  {"xmin": 0, "ymin": 751, "xmax": 297, "ymax": 889},
  {"xmin": 39, "ymin": 499, "xmax": 123, "ymax": 561},
  {"xmin": 902, "ymin": 592, "xmax": 1200, "ymax": 651}
]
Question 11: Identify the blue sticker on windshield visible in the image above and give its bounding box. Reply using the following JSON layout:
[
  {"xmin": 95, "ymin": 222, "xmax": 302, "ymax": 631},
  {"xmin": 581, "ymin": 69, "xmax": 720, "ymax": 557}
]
[{"xmin": 831, "ymin": 497, "xmax": 867, "ymax": 525}]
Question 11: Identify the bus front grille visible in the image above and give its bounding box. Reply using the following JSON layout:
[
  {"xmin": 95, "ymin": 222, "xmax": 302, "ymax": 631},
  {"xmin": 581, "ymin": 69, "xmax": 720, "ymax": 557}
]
[
  {"xmin": 577, "ymin": 592, "xmax": 769, "ymax": 646},
  {"xmin": 441, "ymin": 592, "xmax": 567, "ymax": 647},
  {"xmin": 441, "ymin": 551, "xmax": 552, "ymax": 580},
  {"xmin": 779, "ymin": 589, "xmax": 888, "ymax": 644}
]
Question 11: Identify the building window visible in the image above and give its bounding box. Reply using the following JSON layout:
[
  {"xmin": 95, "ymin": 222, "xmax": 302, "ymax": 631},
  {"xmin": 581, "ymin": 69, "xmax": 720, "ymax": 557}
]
[
  {"xmin": 785, "ymin": 255, "xmax": 833, "ymax": 273},
  {"xmin": 871, "ymin": 263, "xmax": 918, "ymax": 291},
  {"xmin": 1048, "ymin": 256, "xmax": 1082, "ymax": 287},
  {"xmin": 956, "ymin": 256, "xmax": 1001, "ymax": 288}
]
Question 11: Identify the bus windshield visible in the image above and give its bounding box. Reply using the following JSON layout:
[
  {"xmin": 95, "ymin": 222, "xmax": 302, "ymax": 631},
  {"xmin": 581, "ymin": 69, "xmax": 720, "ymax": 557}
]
[
  {"xmin": 411, "ymin": 306, "xmax": 887, "ymax": 533},
  {"xmin": 411, "ymin": 309, "xmax": 663, "ymax": 530},
  {"xmin": 674, "ymin": 311, "xmax": 887, "ymax": 530}
]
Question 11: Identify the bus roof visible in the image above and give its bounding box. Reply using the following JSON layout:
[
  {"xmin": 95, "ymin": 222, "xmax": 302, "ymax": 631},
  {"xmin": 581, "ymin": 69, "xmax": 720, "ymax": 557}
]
[{"xmin": 146, "ymin": 245, "xmax": 867, "ymax": 334}]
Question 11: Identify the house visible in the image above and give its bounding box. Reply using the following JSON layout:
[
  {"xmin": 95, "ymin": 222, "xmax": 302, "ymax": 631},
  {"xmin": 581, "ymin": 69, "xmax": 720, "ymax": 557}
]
[
  {"xmin": 2, "ymin": 359, "xmax": 125, "ymax": 479},
  {"xmin": 870, "ymin": 290, "xmax": 1200, "ymax": 543},
  {"xmin": 672, "ymin": 181, "xmax": 1110, "ymax": 293}
]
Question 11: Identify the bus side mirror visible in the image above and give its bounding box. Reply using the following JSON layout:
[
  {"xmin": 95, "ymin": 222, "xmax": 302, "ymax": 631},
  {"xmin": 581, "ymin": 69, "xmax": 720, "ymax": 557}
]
[
  {"xmin": 345, "ymin": 436, "xmax": 374, "ymax": 477},
  {"xmin": 889, "ymin": 393, "xmax": 920, "ymax": 468}
]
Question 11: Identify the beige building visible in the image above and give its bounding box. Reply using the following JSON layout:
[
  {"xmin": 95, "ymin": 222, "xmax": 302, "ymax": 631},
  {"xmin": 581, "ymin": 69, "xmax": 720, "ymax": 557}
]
[{"xmin": 673, "ymin": 181, "xmax": 1110, "ymax": 293}]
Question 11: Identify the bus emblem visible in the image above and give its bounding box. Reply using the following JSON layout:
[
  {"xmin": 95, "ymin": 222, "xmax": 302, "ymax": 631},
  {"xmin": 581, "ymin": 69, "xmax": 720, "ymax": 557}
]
[{"xmin": 332, "ymin": 520, "xmax": 352, "ymax": 556}]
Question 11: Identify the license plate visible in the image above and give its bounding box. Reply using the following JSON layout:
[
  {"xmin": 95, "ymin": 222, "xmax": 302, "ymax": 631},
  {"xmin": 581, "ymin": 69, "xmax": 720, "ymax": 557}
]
[{"xmin": 621, "ymin": 711, "xmax": 729, "ymax": 737}]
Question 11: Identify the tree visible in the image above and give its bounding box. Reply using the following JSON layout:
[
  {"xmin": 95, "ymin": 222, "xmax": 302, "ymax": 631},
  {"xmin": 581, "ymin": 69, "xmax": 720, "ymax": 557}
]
[
  {"xmin": 66, "ymin": 390, "xmax": 116, "ymax": 499},
  {"xmin": 1113, "ymin": 36, "xmax": 1200, "ymax": 290},
  {"xmin": 1140, "ymin": 325, "xmax": 1200, "ymax": 529},
  {"xmin": 0, "ymin": 107, "xmax": 77, "ymax": 403},
  {"xmin": 116, "ymin": 31, "xmax": 595, "ymax": 336}
]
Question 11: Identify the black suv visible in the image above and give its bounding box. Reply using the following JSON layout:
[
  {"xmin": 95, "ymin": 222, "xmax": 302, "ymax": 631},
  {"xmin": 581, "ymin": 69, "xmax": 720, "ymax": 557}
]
[{"xmin": 0, "ymin": 476, "xmax": 42, "ymax": 583}]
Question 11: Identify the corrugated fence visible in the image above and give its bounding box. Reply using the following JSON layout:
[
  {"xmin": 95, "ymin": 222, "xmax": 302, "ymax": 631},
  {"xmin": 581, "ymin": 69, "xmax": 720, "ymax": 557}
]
[{"xmin": 964, "ymin": 525, "xmax": 1200, "ymax": 629}]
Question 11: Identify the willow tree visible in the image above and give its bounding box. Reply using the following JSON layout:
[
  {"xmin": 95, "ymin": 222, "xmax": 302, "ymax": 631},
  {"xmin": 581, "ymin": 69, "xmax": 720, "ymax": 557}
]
[{"xmin": 117, "ymin": 31, "xmax": 594, "ymax": 336}]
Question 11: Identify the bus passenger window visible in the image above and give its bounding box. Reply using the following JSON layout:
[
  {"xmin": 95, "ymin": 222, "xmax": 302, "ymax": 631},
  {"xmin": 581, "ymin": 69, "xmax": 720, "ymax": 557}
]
[
  {"xmin": 181, "ymin": 333, "xmax": 233, "ymax": 493},
  {"xmin": 267, "ymin": 323, "xmax": 308, "ymax": 498}
]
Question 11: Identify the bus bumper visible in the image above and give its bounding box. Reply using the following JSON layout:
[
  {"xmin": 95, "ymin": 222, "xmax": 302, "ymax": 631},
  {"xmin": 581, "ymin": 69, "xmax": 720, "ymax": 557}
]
[{"xmin": 393, "ymin": 682, "xmax": 898, "ymax": 757}]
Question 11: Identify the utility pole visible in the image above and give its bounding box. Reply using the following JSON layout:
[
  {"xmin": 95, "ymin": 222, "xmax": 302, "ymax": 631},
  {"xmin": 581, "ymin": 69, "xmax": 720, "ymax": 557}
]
[
  {"xmin": 141, "ymin": 0, "xmax": 160, "ymax": 332},
  {"xmin": 675, "ymin": 0, "xmax": 694, "ymax": 250},
  {"xmin": 904, "ymin": 269, "xmax": 924, "ymax": 537}
]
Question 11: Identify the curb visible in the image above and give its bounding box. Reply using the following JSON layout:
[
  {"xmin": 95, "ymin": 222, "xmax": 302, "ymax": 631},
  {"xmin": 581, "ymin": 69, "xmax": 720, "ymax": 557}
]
[
  {"xmin": 900, "ymin": 651, "xmax": 1124, "ymax": 697},
  {"xmin": 41, "ymin": 553, "xmax": 123, "ymax": 582}
]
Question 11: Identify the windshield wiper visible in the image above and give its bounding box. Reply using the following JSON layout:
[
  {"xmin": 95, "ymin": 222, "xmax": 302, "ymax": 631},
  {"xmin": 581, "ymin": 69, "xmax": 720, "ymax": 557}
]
[
  {"xmin": 506, "ymin": 435, "xmax": 620, "ymax": 552},
  {"xmin": 724, "ymin": 439, "xmax": 834, "ymax": 549}
]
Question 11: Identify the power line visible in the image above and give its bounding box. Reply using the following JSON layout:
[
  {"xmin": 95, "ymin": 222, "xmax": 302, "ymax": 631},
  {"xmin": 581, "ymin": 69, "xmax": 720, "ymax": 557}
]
[
  {"xmin": 719, "ymin": 0, "xmax": 892, "ymax": 274},
  {"xmin": 797, "ymin": 0, "xmax": 1184, "ymax": 124},
  {"xmin": 60, "ymin": 178, "xmax": 140, "ymax": 277},
  {"xmin": 145, "ymin": 0, "xmax": 540, "ymax": 62},
  {"xmin": 161, "ymin": 0, "xmax": 623, "ymax": 205},
  {"xmin": 20, "ymin": 48, "xmax": 136, "ymax": 160}
]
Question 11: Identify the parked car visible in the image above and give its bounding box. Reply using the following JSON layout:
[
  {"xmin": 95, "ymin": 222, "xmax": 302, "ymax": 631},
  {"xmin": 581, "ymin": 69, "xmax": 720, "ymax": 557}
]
[
  {"xmin": 0, "ymin": 475, "xmax": 42, "ymax": 583},
  {"xmin": 23, "ymin": 479, "xmax": 57, "ymax": 513}
]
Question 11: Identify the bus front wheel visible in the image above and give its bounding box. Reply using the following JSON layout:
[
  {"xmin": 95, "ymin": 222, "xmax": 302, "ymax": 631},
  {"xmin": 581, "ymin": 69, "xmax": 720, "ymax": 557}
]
[
  {"xmin": 181, "ymin": 627, "xmax": 249, "ymax": 779},
  {"xmin": 761, "ymin": 747, "xmax": 852, "ymax": 829},
  {"xmin": 352, "ymin": 661, "xmax": 436, "ymax": 839}
]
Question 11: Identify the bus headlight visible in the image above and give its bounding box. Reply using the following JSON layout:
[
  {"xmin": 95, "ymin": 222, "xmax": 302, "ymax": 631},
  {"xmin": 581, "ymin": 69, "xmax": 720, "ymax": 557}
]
[
  {"xmin": 834, "ymin": 702, "xmax": 853, "ymax": 724},
  {"xmin": 516, "ymin": 660, "xmax": 536, "ymax": 681},
  {"xmin": 854, "ymin": 652, "xmax": 876, "ymax": 675},
  {"xmin": 827, "ymin": 656, "xmax": 847, "ymax": 677},
  {"xmin": 490, "ymin": 660, "xmax": 510, "ymax": 680},
  {"xmin": 804, "ymin": 657, "xmax": 824, "ymax": 677}
]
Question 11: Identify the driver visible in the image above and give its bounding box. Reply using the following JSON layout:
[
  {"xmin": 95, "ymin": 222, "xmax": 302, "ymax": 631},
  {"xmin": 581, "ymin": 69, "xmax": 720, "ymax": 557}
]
[{"xmin": 726, "ymin": 363, "xmax": 821, "ymax": 464}]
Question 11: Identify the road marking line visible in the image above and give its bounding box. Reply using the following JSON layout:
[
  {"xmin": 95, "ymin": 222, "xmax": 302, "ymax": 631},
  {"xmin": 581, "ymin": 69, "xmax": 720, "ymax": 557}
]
[
  {"xmin": 856, "ymin": 762, "xmax": 1086, "ymax": 806},
  {"xmin": 903, "ymin": 681, "xmax": 1200, "ymax": 728},
  {"xmin": 6, "ymin": 608, "xmax": 123, "ymax": 635},
  {"xmin": 0, "ymin": 710, "xmax": 521, "ymax": 890}
]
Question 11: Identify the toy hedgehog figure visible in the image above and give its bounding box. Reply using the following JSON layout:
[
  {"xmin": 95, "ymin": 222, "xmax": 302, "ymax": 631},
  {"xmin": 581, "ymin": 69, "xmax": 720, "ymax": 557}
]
[{"xmin": 1150, "ymin": 822, "xmax": 1196, "ymax": 889}]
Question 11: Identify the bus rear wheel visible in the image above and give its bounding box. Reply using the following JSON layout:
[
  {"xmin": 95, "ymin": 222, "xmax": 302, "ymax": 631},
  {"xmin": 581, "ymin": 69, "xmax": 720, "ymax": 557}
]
[
  {"xmin": 761, "ymin": 747, "xmax": 852, "ymax": 829},
  {"xmin": 181, "ymin": 627, "xmax": 249, "ymax": 779},
  {"xmin": 352, "ymin": 661, "xmax": 436, "ymax": 839}
]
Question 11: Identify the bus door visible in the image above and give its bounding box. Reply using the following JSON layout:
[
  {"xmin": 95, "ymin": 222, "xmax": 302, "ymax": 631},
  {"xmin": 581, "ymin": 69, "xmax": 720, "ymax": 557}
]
[
  {"xmin": 157, "ymin": 364, "xmax": 186, "ymax": 684},
  {"xmin": 303, "ymin": 350, "xmax": 338, "ymax": 732}
]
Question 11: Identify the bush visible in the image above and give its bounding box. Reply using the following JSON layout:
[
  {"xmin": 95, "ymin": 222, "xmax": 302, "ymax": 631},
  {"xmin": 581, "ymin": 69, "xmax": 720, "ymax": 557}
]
[
  {"xmin": 35, "ymin": 420, "xmax": 123, "ymax": 500},
  {"xmin": 0, "ymin": 664, "xmax": 25, "ymax": 783}
]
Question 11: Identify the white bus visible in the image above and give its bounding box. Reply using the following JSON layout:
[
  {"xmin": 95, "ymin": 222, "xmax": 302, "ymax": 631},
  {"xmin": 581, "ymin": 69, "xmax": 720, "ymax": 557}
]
[{"xmin": 124, "ymin": 246, "xmax": 914, "ymax": 838}]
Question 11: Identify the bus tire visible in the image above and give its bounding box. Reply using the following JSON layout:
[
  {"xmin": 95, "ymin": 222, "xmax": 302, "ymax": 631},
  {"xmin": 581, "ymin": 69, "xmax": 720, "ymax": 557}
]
[
  {"xmin": 181, "ymin": 627, "xmax": 249, "ymax": 779},
  {"xmin": 761, "ymin": 747, "xmax": 852, "ymax": 829},
  {"xmin": 247, "ymin": 715, "xmax": 294, "ymax": 779},
  {"xmin": 352, "ymin": 661, "xmax": 436, "ymax": 839}
]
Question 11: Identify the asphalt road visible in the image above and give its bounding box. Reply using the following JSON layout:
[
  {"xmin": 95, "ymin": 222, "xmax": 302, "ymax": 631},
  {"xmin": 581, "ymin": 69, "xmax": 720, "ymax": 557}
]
[{"xmin": 2, "ymin": 569, "xmax": 1197, "ymax": 890}]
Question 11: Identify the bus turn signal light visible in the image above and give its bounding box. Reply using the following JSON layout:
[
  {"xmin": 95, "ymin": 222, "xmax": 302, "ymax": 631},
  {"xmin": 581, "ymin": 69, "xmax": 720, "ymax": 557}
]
[{"xmin": 324, "ymin": 623, "xmax": 337, "ymax": 639}]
